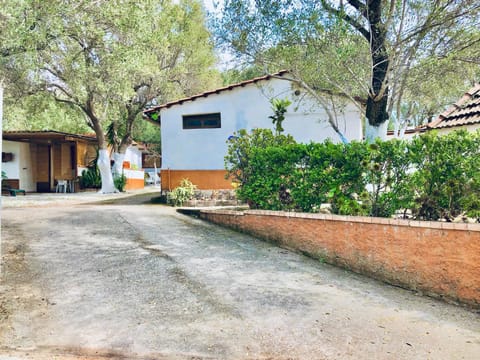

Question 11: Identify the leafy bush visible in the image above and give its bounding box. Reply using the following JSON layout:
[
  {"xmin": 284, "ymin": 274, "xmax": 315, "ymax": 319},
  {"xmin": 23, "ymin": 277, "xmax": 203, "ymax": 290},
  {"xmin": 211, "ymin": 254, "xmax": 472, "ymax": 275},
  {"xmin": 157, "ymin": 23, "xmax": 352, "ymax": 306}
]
[
  {"xmin": 361, "ymin": 139, "xmax": 412, "ymax": 217},
  {"xmin": 168, "ymin": 178, "xmax": 197, "ymax": 206},
  {"xmin": 238, "ymin": 141, "xmax": 368, "ymax": 214},
  {"xmin": 114, "ymin": 173, "xmax": 127, "ymax": 192},
  {"xmin": 237, "ymin": 144, "xmax": 302, "ymax": 210},
  {"xmin": 269, "ymin": 98, "xmax": 292, "ymax": 135},
  {"xmin": 225, "ymin": 128, "xmax": 296, "ymax": 191},
  {"xmin": 79, "ymin": 148, "xmax": 102, "ymax": 189},
  {"xmin": 80, "ymin": 167, "xmax": 102, "ymax": 189},
  {"xmin": 407, "ymin": 130, "xmax": 480, "ymax": 220},
  {"xmin": 225, "ymin": 128, "xmax": 480, "ymax": 220}
]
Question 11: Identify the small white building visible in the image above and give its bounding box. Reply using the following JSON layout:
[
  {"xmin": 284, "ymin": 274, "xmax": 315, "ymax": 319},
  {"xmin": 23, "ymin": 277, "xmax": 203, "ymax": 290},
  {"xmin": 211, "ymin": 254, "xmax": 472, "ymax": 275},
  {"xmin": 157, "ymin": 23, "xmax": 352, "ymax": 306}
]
[
  {"xmin": 387, "ymin": 83, "xmax": 480, "ymax": 140},
  {"xmin": 144, "ymin": 71, "xmax": 363, "ymax": 190},
  {"xmin": 121, "ymin": 142, "xmax": 147, "ymax": 190}
]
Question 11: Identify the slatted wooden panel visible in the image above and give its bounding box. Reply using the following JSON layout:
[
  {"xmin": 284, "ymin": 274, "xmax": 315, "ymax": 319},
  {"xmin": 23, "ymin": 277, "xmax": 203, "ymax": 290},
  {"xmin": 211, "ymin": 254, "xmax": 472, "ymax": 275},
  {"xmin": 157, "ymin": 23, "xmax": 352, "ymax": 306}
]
[{"xmin": 36, "ymin": 145, "xmax": 50, "ymax": 182}]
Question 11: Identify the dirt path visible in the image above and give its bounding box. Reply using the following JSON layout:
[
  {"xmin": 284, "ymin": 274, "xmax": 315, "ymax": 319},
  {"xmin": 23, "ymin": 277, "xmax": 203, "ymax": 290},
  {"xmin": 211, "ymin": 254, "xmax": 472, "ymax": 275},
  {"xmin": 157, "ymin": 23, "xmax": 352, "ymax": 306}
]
[{"xmin": 1, "ymin": 194, "xmax": 479, "ymax": 359}]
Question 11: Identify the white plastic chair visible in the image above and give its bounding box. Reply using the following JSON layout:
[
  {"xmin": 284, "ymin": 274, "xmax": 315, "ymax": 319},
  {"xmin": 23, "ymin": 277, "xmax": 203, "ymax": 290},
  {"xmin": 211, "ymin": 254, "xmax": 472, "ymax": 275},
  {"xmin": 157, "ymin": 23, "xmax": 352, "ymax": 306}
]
[{"xmin": 56, "ymin": 179, "xmax": 67, "ymax": 193}]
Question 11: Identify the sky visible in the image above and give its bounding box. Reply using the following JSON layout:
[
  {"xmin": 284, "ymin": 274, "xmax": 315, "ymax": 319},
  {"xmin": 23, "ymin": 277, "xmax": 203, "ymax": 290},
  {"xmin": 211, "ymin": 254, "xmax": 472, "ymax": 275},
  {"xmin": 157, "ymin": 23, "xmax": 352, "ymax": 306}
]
[
  {"xmin": 203, "ymin": 0, "xmax": 220, "ymax": 13},
  {"xmin": 202, "ymin": 0, "xmax": 237, "ymax": 70}
]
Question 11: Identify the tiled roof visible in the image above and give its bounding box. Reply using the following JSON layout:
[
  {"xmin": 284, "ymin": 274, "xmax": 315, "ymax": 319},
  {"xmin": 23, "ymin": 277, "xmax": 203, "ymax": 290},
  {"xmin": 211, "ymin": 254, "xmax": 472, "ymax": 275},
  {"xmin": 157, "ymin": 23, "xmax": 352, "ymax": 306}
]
[
  {"xmin": 427, "ymin": 84, "xmax": 480, "ymax": 129},
  {"xmin": 143, "ymin": 70, "xmax": 290, "ymax": 118},
  {"xmin": 3, "ymin": 130, "xmax": 97, "ymax": 142}
]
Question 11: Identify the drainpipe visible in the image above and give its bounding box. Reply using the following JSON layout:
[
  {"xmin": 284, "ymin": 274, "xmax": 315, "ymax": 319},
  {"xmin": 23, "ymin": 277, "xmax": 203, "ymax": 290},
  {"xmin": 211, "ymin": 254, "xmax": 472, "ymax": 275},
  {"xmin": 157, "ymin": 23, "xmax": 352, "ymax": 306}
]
[{"xmin": 168, "ymin": 168, "xmax": 171, "ymax": 191}]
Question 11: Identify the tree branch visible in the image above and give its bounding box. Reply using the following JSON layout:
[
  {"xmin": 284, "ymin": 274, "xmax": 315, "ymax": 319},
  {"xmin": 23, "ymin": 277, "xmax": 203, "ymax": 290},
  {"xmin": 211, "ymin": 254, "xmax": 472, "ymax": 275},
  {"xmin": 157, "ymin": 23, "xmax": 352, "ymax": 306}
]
[
  {"xmin": 346, "ymin": 0, "xmax": 368, "ymax": 18},
  {"xmin": 273, "ymin": 73, "xmax": 350, "ymax": 144},
  {"xmin": 321, "ymin": 0, "xmax": 370, "ymax": 40}
]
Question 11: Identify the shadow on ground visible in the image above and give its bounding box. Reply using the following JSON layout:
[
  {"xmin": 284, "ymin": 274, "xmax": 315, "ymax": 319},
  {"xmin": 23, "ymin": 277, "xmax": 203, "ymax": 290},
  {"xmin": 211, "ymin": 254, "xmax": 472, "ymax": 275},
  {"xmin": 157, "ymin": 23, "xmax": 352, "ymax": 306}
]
[{"xmin": 93, "ymin": 192, "xmax": 164, "ymax": 206}]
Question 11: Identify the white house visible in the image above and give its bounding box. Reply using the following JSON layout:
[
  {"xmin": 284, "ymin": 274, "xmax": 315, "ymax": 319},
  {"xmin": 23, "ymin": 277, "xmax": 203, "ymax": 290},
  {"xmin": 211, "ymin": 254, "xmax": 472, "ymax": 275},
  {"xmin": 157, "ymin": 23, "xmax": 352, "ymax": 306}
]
[{"xmin": 144, "ymin": 71, "xmax": 363, "ymax": 190}]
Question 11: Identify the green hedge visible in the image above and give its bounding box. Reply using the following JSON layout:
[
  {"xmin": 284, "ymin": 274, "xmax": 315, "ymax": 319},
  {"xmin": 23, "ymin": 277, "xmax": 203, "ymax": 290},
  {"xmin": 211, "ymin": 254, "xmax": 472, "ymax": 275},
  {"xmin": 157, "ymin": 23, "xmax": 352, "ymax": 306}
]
[{"xmin": 225, "ymin": 129, "xmax": 480, "ymax": 220}]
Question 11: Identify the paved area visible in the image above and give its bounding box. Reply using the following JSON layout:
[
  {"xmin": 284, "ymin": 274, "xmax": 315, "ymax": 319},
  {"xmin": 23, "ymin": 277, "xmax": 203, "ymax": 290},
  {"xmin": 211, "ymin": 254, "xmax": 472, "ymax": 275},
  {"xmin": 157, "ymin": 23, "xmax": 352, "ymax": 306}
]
[{"xmin": 0, "ymin": 191, "xmax": 479, "ymax": 359}]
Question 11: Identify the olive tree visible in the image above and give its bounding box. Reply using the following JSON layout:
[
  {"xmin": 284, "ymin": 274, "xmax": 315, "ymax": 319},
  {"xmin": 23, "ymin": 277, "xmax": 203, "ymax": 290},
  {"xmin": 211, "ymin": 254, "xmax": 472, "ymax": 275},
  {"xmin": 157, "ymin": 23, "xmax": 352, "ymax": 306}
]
[
  {"xmin": 2, "ymin": 0, "xmax": 218, "ymax": 193},
  {"xmin": 212, "ymin": 0, "xmax": 480, "ymax": 141}
]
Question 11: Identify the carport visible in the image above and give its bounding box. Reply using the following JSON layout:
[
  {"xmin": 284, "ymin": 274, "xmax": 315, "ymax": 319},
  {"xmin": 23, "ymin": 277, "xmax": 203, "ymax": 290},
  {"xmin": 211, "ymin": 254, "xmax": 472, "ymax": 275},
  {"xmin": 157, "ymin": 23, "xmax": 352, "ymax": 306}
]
[{"xmin": 2, "ymin": 130, "xmax": 98, "ymax": 192}]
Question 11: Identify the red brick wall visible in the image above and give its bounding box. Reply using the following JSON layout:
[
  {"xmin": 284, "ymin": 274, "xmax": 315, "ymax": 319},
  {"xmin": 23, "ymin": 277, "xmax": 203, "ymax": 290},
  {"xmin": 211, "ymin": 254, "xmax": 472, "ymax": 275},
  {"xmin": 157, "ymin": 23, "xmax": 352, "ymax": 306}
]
[{"xmin": 199, "ymin": 210, "xmax": 480, "ymax": 307}]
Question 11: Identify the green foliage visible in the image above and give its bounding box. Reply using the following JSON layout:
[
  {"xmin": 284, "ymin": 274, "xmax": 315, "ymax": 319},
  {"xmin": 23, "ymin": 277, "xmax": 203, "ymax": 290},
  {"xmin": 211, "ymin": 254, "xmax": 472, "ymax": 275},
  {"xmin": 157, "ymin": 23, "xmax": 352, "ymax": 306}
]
[
  {"xmin": 1, "ymin": 0, "xmax": 220, "ymax": 159},
  {"xmin": 361, "ymin": 139, "xmax": 412, "ymax": 217},
  {"xmin": 79, "ymin": 149, "xmax": 102, "ymax": 189},
  {"xmin": 221, "ymin": 67, "xmax": 264, "ymax": 85},
  {"xmin": 132, "ymin": 120, "xmax": 161, "ymax": 154},
  {"xmin": 213, "ymin": 0, "xmax": 480, "ymax": 133},
  {"xmin": 1, "ymin": 171, "xmax": 7, "ymax": 180},
  {"xmin": 224, "ymin": 128, "xmax": 296, "ymax": 191},
  {"xmin": 269, "ymin": 98, "xmax": 291, "ymax": 135},
  {"xmin": 168, "ymin": 179, "xmax": 197, "ymax": 207},
  {"xmin": 226, "ymin": 129, "xmax": 480, "ymax": 220},
  {"xmin": 237, "ymin": 144, "xmax": 301, "ymax": 210},
  {"xmin": 114, "ymin": 173, "xmax": 127, "ymax": 192},
  {"xmin": 3, "ymin": 93, "xmax": 91, "ymax": 133},
  {"xmin": 408, "ymin": 130, "xmax": 480, "ymax": 220},
  {"xmin": 79, "ymin": 167, "xmax": 102, "ymax": 189},
  {"xmin": 232, "ymin": 140, "xmax": 368, "ymax": 213}
]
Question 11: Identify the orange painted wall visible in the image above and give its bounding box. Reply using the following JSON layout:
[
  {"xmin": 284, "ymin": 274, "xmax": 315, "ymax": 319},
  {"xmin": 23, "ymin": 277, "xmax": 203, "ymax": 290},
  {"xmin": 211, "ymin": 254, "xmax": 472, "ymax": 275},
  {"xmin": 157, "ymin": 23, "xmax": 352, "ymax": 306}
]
[
  {"xmin": 200, "ymin": 209, "xmax": 480, "ymax": 308},
  {"xmin": 161, "ymin": 169, "xmax": 233, "ymax": 190},
  {"xmin": 125, "ymin": 178, "xmax": 144, "ymax": 190}
]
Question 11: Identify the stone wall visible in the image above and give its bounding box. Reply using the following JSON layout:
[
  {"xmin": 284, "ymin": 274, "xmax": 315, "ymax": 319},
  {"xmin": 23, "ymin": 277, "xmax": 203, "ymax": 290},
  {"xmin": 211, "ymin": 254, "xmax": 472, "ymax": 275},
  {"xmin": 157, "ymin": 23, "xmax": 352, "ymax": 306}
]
[{"xmin": 199, "ymin": 209, "xmax": 480, "ymax": 307}]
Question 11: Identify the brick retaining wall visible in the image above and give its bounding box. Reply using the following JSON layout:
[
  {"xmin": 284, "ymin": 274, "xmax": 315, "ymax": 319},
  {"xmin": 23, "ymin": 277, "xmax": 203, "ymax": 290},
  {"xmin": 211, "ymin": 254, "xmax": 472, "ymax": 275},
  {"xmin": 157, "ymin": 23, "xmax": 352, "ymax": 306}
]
[{"xmin": 199, "ymin": 209, "xmax": 480, "ymax": 307}]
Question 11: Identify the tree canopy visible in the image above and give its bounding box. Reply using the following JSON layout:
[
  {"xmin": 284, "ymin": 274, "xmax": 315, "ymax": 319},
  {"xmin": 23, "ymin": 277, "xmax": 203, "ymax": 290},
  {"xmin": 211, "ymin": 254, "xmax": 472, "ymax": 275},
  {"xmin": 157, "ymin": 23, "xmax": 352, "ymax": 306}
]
[
  {"xmin": 212, "ymin": 0, "xmax": 480, "ymax": 140},
  {"xmin": 1, "ymin": 0, "xmax": 220, "ymax": 192}
]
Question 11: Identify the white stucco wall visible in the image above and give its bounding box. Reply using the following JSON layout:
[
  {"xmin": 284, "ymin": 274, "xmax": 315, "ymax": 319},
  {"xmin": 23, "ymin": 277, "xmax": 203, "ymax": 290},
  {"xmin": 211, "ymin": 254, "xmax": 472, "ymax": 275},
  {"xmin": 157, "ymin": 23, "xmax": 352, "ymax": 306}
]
[
  {"xmin": 435, "ymin": 123, "xmax": 480, "ymax": 135},
  {"xmin": 19, "ymin": 141, "xmax": 35, "ymax": 191},
  {"xmin": 124, "ymin": 168, "xmax": 144, "ymax": 180},
  {"xmin": 124, "ymin": 145, "xmax": 143, "ymax": 170},
  {"xmin": 2, "ymin": 141, "xmax": 21, "ymax": 179},
  {"xmin": 386, "ymin": 124, "xmax": 480, "ymax": 141},
  {"xmin": 2, "ymin": 140, "xmax": 35, "ymax": 191},
  {"xmin": 160, "ymin": 77, "xmax": 362, "ymax": 170}
]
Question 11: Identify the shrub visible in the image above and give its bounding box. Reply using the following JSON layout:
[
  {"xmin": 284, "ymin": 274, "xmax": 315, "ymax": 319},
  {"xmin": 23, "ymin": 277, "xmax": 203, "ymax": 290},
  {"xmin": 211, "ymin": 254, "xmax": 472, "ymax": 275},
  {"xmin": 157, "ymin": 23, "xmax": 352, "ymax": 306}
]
[
  {"xmin": 361, "ymin": 139, "xmax": 412, "ymax": 217},
  {"xmin": 225, "ymin": 127, "xmax": 480, "ymax": 220},
  {"xmin": 168, "ymin": 178, "xmax": 197, "ymax": 206},
  {"xmin": 407, "ymin": 130, "xmax": 480, "ymax": 221},
  {"xmin": 80, "ymin": 167, "xmax": 102, "ymax": 189},
  {"xmin": 114, "ymin": 173, "xmax": 127, "ymax": 192},
  {"xmin": 225, "ymin": 128, "xmax": 296, "ymax": 191},
  {"xmin": 237, "ymin": 144, "xmax": 302, "ymax": 210}
]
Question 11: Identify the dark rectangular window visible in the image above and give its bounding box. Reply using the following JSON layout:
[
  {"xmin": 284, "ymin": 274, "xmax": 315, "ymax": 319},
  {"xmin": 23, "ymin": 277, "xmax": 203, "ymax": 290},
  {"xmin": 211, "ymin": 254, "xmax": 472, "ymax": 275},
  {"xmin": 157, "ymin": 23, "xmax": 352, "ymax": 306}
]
[{"xmin": 182, "ymin": 113, "xmax": 221, "ymax": 129}]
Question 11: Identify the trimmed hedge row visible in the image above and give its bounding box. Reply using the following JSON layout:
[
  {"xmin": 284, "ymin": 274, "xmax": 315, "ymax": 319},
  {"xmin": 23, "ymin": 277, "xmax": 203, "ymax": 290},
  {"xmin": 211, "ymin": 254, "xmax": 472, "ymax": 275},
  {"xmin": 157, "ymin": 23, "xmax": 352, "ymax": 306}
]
[{"xmin": 225, "ymin": 129, "xmax": 480, "ymax": 220}]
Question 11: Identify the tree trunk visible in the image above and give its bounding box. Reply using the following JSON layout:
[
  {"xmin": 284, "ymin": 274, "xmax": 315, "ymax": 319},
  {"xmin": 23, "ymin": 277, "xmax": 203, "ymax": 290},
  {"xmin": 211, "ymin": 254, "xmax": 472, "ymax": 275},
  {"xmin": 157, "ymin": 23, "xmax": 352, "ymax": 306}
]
[
  {"xmin": 364, "ymin": 0, "xmax": 390, "ymax": 141},
  {"xmin": 112, "ymin": 152, "xmax": 125, "ymax": 178},
  {"xmin": 113, "ymin": 140, "xmax": 131, "ymax": 176},
  {"xmin": 87, "ymin": 108, "xmax": 117, "ymax": 193},
  {"xmin": 365, "ymin": 121, "xmax": 388, "ymax": 142},
  {"xmin": 97, "ymin": 149, "xmax": 117, "ymax": 193}
]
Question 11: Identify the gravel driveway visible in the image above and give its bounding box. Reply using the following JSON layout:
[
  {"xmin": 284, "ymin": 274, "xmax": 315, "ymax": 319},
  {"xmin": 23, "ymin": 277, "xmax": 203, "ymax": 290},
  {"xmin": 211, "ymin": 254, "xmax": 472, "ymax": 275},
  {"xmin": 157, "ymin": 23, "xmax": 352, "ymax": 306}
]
[{"xmin": 1, "ymin": 192, "xmax": 479, "ymax": 359}]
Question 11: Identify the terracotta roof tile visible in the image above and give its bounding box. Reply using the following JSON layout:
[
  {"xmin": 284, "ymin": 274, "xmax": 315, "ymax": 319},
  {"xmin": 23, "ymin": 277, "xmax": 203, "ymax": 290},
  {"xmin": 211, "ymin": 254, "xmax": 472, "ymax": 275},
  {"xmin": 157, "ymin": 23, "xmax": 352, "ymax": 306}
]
[
  {"xmin": 428, "ymin": 84, "xmax": 480, "ymax": 129},
  {"xmin": 143, "ymin": 70, "xmax": 290, "ymax": 119}
]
